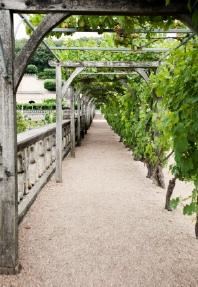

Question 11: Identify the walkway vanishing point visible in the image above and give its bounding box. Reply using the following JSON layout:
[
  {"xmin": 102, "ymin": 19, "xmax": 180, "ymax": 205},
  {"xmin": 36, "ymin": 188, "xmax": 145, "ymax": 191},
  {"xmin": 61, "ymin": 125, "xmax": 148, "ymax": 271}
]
[{"xmin": 1, "ymin": 113, "xmax": 198, "ymax": 287}]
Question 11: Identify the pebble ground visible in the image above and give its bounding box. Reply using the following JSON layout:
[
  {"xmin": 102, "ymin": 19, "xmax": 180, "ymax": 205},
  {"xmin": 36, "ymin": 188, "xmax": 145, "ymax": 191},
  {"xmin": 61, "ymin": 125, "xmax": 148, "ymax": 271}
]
[{"xmin": 1, "ymin": 114, "xmax": 198, "ymax": 287}]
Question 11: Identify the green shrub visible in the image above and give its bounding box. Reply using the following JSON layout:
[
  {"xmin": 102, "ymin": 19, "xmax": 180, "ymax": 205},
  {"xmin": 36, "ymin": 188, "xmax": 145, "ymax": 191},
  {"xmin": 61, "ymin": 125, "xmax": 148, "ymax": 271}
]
[
  {"xmin": 38, "ymin": 68, "xmax": 56, "ymax": 79},
  {"xmin": 44, "ymin": 79, "xmax": 56, "ymax": 91},
  {"xmin": 43, "ymin": 99, "xmax": 56, "ymax": 105},
  {"xmin": 45, "ymin": 111, "xmax": 56, "ymax": 124},
  {"xmin": 17, "ymin": 102, "xmax": 56, "ymax": 110},
  {"xmin": 17, "ymin": 111, "xmax": 28, "ymax": 133},
  {"xmin": 26, "ymin": 64, "xmax": 38, "ymax": 75},
  {"xmin": 16, "ymin": 98, "xmax": 70, "ymax": 111},
  {"xmin": 43, "ymin": 69, "xmax": 56, "ymax": 79}
]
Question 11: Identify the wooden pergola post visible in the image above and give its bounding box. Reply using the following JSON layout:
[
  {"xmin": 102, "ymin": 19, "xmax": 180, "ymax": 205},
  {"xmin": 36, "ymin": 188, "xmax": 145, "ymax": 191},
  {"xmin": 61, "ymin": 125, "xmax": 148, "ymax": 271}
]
[
  {"xmin": 80, "ymin": 97, "xmax": 85, "ymax": 138},
  {"xmin": 77, "ymin": 93, "xmax": 81, "ymax": 146},
  {"xmin": 84, "ymin": 98, "xmax": 88, "ymax": 134},
  {"xmin": 70, "ymin": 88, "xmax": 75, "ymax": 158},
  {"xmin": 55, "ymin": 63, "xmax": 62, "ymax": 183},
  {"xmin": 0, "ymin": 10, "xmax": 18, "ymax": 274},
  {"xmin": 87, "ymin": 101, "xmax": 91, "ymax": 128}
]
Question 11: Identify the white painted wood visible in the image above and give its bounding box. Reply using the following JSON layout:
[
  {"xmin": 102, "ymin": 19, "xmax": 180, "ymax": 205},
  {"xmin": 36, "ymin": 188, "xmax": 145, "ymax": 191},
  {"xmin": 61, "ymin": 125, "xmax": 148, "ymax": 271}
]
[{"xmin": 55, "ymin": 64, "xmax": 62, "ymax": 182}]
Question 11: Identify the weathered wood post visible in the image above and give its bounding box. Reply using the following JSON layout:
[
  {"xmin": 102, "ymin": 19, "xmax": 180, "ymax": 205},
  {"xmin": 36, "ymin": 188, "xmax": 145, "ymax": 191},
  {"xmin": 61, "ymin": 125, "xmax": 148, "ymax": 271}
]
[
  {"xmin": 84, "ymin": 98, "xmax": 88, "ymax": 134},
  {"xmin": 91, "ymin": 102, "xmax": 94, "ymax": 122},
  {"xmin": 70, "ymin": 88, "xmax": 75, "ymax": 157},
  {"xmin": 0, "ymin": 10, "xmax": 19, "ymax": 274},
  {"xmin": 55, "ymin": 63, "xmax": 62, "ymax": 182},
  {"xmin": 89, "ymin": 101, "xmax": 94, "ymax": 124},
  {"xmin": 88, "ymin": 101, "xmax": 92, "ymax": 127},
  {"xmin": 77, "ymin": 93, "xmax": 81, "ymax": 146},
  {"xmin": 80, "ymin": 96, "xmax": 84, "ymax": 138}
]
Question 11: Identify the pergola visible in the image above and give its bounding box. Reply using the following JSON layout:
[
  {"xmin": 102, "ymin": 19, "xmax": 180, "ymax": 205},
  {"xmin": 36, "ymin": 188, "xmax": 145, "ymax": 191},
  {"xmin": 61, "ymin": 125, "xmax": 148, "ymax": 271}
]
[{"xmin": 0, "ymin": 0, "xmax": 197, "ymax": 274}]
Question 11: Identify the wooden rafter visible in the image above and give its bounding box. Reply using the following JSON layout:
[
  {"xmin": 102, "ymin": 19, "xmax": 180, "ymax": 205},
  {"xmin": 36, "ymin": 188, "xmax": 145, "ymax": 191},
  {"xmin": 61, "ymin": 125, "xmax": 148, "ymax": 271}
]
[
  {"xmin": 52, "ymin": 27, "xmax": 192, "ymax": 34},
  {"xmin": 50, "ymin": 61, "xmax": 159, "ymax": 69},
  {"xmin": 0, "ymin": 1, "xmax": 192, "ymax": 16},
  {"xmin": 49, "ymin": 47, "xmax": 170, "ymax": 53}
]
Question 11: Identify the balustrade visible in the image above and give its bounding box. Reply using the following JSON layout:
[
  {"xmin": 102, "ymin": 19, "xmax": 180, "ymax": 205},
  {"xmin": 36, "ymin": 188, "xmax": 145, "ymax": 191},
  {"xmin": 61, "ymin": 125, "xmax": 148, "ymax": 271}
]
[
  {"xmin": 17, "ymin": 121, "xmax": 71, "ymax": 219},
  {"xmin": 16, "ymin": 104, "xmax": 94, "ymax": 221}
]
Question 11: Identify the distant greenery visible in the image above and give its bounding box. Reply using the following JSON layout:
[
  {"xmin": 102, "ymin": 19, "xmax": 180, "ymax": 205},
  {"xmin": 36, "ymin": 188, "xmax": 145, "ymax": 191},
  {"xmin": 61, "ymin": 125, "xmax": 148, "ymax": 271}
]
[
  {"xmin": 15, "ymin": 39, "xmax": 54, "ymax": 73},
  {"xmin": 26, "ymin": 64, "xmax": 38, "ymax": 74},
  {"xmin": 17, "ymin": 113, "xmax": 44, "ymax": 134},
  {"xmin": 44, "ymin": 111, "xmax": 56, "ymax": 123},
  {"xmin": 38, "ymin": 68, "xmax": 56, "ymax": 79},
  {"xmin": 16, "ymin": 99, "xmax": 69, "ymax": 111},
  {"xmin": 17, "ymin": 102, "xmax": 56, "ymax": 110},
  {"xmin": 17, "ymin": 111, "xmax": 28, "ymax": 133},
  {"xmin": 44, "ymin": 79, "xmax": 56, "ymax": 91},
  {"xmin": 17, "ymin": 109, "xmax": 56, "ymax": 134}
]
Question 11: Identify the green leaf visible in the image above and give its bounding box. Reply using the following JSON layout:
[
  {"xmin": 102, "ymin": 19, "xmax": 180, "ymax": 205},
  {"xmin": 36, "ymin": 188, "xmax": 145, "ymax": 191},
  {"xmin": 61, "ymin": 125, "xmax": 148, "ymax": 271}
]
[
  {"xmin": 170, "ymin": 197, "xmax": 180, "ymax": 209},
  {"xmin": 183, "ymin": 202, "xmax": 197, "ymax": 216}
]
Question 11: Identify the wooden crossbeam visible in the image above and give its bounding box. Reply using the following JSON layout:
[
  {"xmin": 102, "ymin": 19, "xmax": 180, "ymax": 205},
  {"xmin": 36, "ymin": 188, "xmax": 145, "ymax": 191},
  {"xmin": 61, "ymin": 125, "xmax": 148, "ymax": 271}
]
[
  {"xmin": 49, "ymin": 47, "xmax": 169, "ymax": 53},
  {"xmin": 80, "ymin": 72, "xmax": 137, "ymax": 75},
  {"xmin": 62, "ymin": 67, "xmax": 84, "ymax": 98},
  {"xmin": 53, "ymin": 27, "xmax": 192, "ymax": 34},
  {"xmin": 0, "ymin": 0, "xmax": 190, "ymax": 15},
  {"xmin": 50, "ymin": 61, "xmax": 159, "ymax": 69}
]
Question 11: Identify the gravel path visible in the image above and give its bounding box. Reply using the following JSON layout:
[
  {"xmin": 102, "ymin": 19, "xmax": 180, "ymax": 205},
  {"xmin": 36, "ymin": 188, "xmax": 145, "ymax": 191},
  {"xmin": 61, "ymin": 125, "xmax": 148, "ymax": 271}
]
[{"xmin": 1, "ymin": 114, "xmax": 198, "ymax": 287}]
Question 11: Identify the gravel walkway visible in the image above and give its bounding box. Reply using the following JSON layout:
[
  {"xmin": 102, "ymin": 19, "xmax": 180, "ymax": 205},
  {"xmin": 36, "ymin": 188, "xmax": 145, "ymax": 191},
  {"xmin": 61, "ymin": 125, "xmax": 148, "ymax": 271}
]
[{"xmin": 1, "ymin": 114, "xmax": 198, "ymax": 287}]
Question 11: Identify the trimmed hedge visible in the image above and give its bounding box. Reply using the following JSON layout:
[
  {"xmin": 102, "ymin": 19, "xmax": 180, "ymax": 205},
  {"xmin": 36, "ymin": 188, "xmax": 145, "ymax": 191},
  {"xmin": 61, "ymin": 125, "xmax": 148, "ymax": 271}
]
[
  {"xmin": 44, "ymin": 79, "xmax": 56, "ymax": 91},
  {"xmin": 26, "ymin": 64, "xmax": 38, "ymax": 74},
  {"xmin": 38, "ymin": 68, "xmax": 56, "ymax": 79},
  {"xmin": 17, "ymin": 103, "xmax": 56, "ymax": 110},
  {"xmin": 17, "ymin": 103, "xmax": 69, "ymax": 110}
]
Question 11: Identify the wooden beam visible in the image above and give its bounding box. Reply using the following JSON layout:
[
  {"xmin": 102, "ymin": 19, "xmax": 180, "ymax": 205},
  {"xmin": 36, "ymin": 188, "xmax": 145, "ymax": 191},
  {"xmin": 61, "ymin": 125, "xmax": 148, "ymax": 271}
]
[
  {"xmin": 14, "ymin": 12, "xmax": 70, "ymax": 92},
  {"xmin": 80, "ymin": 72, "xmax": 137, "ymax": 76},
  {"xmin": 0, "ymin": 36, "xmax": 8, "ymax": 77},
  {"xmin": 62, "ymin": 67, "xmax": 84, "ymax": 98},
  {"xmin": 0, "ymin": 10, "xmax": 18, "ymax": 274},
  {"xmin": 55, "ymin": 63, "xmax": 62, "ymax": 183},
  {"xmin": 178, "ymin": 14, "xmax": 198, "ymax": 34},
  {"xmin": 50, "ymin": 61, "xmax": 159, "ymax": 69},
  {"xmin": 53, "ymin": 27, "xmax": 192, "ymax": 34},
  {"xmin": 0, "ymin": 1, "xmax": 191, "ymax": 16},
  {"xmin": 49, "ymin": 47, "xmax": 170, "ymax": 53},
  {"xmin": 135, "ymin": 68, "xmax": 149, "ymax": 83}
]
